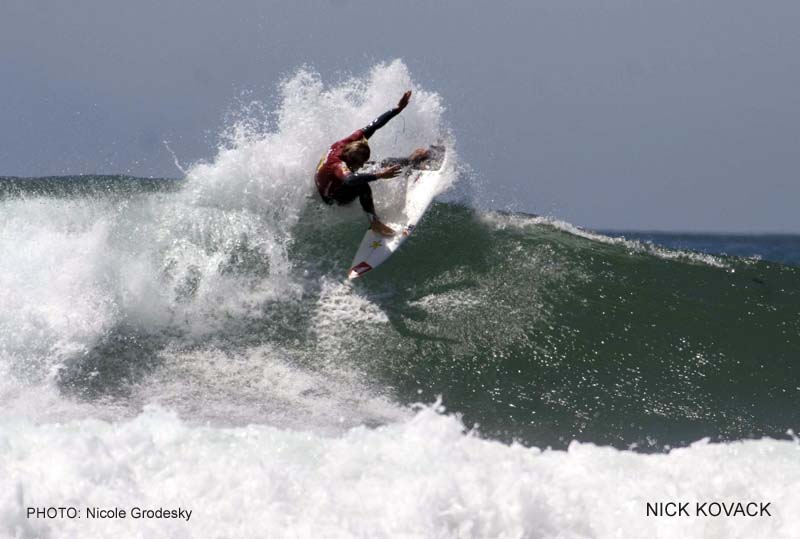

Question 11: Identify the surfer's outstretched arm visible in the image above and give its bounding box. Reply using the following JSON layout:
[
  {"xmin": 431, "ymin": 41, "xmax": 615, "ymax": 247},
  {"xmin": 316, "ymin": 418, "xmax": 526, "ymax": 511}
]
[
  {"xmin": 342, "ymin": 165, "xmax": 402, "ymax": 187},
  {"xmin": 362, "ymin": 91, "xmax": 412, "ymax": 139}
]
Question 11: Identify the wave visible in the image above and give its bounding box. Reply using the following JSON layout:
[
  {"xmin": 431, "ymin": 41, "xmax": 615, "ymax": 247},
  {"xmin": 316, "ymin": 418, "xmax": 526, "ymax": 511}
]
[
  {"xmin": 1, "ymin": 61, "xmax": 799, "ymax": 455},
  {"xmin": 2, "ymin": 60, "xmax": 798, "ymax": 538},
  {"xmin": 0, "ymin": 175, "xmax": 181, "ymax": 199},
  {"xmin": 2, "ymin": 404, "xmax": 797, "ymax": 539}
]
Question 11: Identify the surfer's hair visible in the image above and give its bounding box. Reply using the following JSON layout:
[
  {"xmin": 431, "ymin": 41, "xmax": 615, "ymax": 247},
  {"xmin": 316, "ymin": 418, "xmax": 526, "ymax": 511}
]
[{"xmin": 342, "ymin": 139, "xmax": 370, "ymax": 169}]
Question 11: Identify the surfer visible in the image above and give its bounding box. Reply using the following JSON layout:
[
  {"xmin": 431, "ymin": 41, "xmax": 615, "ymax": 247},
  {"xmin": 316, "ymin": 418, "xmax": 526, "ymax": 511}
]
[{"xmin": 315, "ymin": 90, "xmax": 429, "ymax": 236}]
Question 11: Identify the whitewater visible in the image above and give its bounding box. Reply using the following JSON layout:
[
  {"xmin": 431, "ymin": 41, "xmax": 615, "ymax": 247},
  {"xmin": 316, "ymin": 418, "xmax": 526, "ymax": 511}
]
[{"xmin": 2, "ymin": 61, "xmax": 799, "ymax": 538}]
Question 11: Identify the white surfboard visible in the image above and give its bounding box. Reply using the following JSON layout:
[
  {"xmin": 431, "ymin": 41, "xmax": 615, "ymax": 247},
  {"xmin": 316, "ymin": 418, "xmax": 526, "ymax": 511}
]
[{"xmin": 348, "ymin": 147, "xmax": 448, "ymax": 279}]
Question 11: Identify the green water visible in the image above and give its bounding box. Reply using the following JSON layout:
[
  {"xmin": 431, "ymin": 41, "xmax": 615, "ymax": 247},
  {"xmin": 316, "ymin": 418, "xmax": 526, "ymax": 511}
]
[
  {"xmin": 293, "ymin": 204, "xmax": 800, "ymax": 450},
  {"xmin": 17, "ymin": 174, "xmax": 796, "ymax": 451}
]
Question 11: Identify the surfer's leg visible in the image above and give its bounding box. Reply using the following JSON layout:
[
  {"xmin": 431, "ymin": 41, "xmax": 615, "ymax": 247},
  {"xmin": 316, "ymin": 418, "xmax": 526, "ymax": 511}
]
[
  {"xmin": 336, "ymin": 182, "xmax": 377, "ymax": 217},
  {"xmin": 356, "ymin": 185, "xmax": 395, "ymax": 236},
  {"xmin": 342, "ymin": 174, "xmax": 373, "ymax": 188},
  {"xmin": 355, "ymin": 184, "xmax": 376, "ymax": 216},
  {"xmin": 331, "ymin": 185, "xmax": 358, "ymax": 206},
  {"xmin": 333, "ymin": 184, "xmax": 394, "ymax": 236}
]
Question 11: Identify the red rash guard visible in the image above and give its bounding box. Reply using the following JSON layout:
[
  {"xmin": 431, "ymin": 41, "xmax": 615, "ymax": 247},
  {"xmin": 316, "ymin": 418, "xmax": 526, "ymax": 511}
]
[
  {"xmin": 314, "ymin": 129, "xmax": 366, "ymax": 201},
  {"xmin": 314, "ymin": 107, "xmax": 402, "ymax": 202}
]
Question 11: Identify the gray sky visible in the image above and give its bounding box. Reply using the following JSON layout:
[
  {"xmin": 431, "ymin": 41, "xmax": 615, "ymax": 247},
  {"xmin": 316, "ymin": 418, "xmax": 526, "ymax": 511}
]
[{"xmin": 2, "ymin": 0, "xmax": 799, "ymax": 232}]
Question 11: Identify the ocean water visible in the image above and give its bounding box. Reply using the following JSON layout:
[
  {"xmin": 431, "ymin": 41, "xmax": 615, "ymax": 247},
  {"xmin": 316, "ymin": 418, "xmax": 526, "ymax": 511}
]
[
  {"xmin": 2, "ymin": 61, "xmax": 799, "ymax": 538},
  {"xmin": 602, "ymin": 231, "xmax": 800, "ymax": 267}
]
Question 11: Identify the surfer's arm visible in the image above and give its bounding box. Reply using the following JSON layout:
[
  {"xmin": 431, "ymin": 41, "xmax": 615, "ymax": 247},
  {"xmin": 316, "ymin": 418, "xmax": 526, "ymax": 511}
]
[
  {"xmin": 342, "ymin": 165, "xmax": 401, "ymax": 187},
  {"xmin": 362, "ymin": 90, "xmax": 412, "ymax": 139},
  {"xmin": 332, "ymin": 160, "xmax": 377, "ymax": 187},
  {"xmin": 341, "ymin": 165, "xmax": 402, "ymax": 186},
  {"xmin": 362, "ymin": 108, "xmax": 401, "ymax": 139}
]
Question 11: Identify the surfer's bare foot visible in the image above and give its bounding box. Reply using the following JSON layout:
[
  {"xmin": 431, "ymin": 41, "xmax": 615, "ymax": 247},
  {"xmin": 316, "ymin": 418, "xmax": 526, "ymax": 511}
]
[
  {"xmin": 409, "ymin": 148, "xmax": 430, "ymax": 164},
  {"xmin": 370, "ymin": 220, "xmax": 395, "ymax": 236}
]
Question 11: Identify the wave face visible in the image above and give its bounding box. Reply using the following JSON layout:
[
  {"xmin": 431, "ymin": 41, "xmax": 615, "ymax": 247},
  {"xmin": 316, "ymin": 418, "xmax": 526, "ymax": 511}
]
[
  {"xmin": 291, "ymin": 206, "xmax": 800, "ymax": 449},
  {"xmin": 2, "ymin": 60, "xmax": 799, "ymax": 537}
]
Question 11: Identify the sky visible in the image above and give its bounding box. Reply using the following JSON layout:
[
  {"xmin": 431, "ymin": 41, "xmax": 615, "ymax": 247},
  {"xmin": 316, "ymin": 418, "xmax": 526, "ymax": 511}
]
[{"xmin": 1, "ymin": 0, "xmax": 799, "ymax": 232}]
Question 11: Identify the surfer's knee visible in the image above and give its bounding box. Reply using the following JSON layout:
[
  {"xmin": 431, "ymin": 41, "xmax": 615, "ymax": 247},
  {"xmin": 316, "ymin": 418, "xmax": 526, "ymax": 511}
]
[{"xmin": 350, "ymin": 183, "xmax": 371, "ymax": 198}]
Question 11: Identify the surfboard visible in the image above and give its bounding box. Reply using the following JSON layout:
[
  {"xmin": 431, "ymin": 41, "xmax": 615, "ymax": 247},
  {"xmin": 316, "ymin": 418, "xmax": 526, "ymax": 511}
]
[{"xmin": 348, "ymin": 146, "xmax": 448, "ymax": 279}]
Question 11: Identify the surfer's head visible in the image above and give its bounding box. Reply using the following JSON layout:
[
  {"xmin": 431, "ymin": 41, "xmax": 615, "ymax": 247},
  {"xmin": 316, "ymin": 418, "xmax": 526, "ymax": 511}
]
[{"xmin": 342, "ymin": 138, "xmax": 370, "ymax": 170}]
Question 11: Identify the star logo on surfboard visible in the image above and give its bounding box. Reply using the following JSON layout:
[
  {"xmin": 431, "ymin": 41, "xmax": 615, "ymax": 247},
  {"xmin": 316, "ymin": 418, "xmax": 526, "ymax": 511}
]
[{"xmin": 346, "ymin": 147, "xmax": 446, "ymax": 279}]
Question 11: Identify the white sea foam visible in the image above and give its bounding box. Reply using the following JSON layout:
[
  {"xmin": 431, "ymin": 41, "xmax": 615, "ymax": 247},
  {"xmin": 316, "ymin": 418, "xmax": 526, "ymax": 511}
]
[
  {"xmin": 0, "ymin": 60, "xmax": 450, "ymax": 425},
  {"xmin": 129, "ymin": 343, "xmax": 409, "ymax": 431},
  {"xmin": 1, "ymin": 404, "xmax": 796, "ymax": 539}
]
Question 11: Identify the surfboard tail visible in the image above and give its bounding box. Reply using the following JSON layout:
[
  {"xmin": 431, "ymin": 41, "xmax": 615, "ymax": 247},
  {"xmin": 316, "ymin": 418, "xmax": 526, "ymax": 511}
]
[{"xmin": 348, "ymin": 261, "xmax": 373, "ymax": 280}]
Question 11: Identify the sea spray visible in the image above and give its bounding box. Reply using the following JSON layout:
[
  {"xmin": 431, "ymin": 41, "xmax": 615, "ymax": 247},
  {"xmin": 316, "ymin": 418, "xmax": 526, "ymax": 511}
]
[{"xmin": 0, "ymin": 61, "xmax": 451, "ymax": 430}]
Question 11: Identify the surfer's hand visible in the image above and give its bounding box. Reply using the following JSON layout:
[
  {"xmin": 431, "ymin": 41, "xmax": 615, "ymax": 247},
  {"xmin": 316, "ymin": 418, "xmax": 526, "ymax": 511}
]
[
  {"xmin": 377, "ymin": 165, "xmax": 402, "ymax": 179},
  {"xmin": 409, "ymin": 148, "xmax": 429, "ymax": 164},
  {"xmin": 397, "ymin": 90, "xmax": 411, "ymax": 111}
]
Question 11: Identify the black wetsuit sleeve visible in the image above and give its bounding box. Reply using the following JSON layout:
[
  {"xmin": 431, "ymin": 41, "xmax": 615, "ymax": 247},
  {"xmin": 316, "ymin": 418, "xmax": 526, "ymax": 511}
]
[
  {"xmin": 342, "ymin": 172, "xmax": 379, "ymax": 187},
  {"xmin": 362, "ymin": 107, "xmax": 401, "ymax": 139}
]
